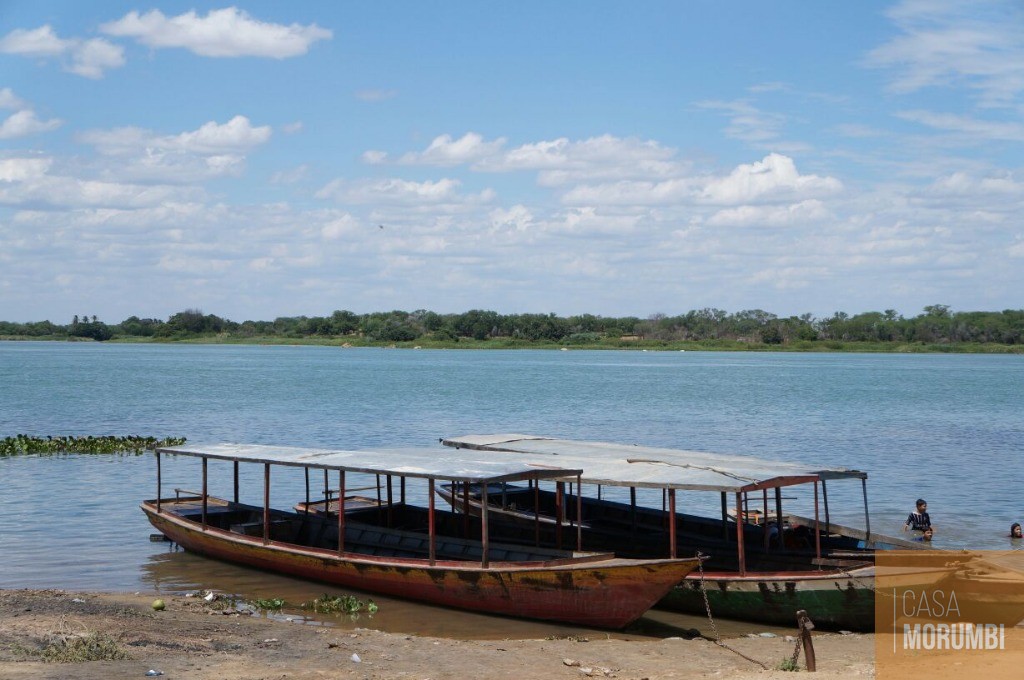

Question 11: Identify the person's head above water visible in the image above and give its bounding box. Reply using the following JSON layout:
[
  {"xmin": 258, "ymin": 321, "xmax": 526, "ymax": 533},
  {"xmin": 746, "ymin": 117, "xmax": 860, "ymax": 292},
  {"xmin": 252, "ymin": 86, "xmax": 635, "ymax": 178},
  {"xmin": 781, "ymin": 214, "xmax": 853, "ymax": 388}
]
[
  {"xmin": 916, "ymin": 499, "xmax": 927, "ymax": 510},
  {"xmin": 1011, "ymin": 523, "xmax": 1022, "ymax": 538}
]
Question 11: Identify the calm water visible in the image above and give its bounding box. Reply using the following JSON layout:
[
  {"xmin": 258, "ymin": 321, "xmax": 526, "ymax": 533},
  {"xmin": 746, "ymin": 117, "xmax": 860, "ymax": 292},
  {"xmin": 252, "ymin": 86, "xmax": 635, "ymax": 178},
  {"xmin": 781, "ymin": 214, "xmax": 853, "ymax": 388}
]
[{"xmin": 1, "ymin": 342, "xmax": 1022, "ymax": 635}]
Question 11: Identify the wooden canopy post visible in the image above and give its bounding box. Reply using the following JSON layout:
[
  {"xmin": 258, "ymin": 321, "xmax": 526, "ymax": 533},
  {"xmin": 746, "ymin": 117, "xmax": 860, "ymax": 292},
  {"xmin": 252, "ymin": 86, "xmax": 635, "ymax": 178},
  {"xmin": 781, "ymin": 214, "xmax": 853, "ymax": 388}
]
[
  {"xmin": 386, "ymin": 475, "xmax": 394, "ymax": 527},
  {"xmin": 154, "ymin": 454, "xmax": 160, "ymax": 512},
  {"xmin": 201, "ymin": 457, "xmax": 208, "ymax": 531},
  {"xmin": 462, "ymin": 483, "xmax": 471, "ymax": 538},
  {"xmin": 721, "ymin": 492, "xmax": 729, "ymax": 540},
  {"xmin": 534, "ymin": 481, "xmax": 540, "ymax": 547},
  {"xmin": 630, "ymin": 487, "xmax": 637, "ymax": 532},
  {"xmin": 822, "ymin": 479, "xmax": 830, "ymax": 536},
  {"xmin": 428, "ymin": 478, "xmax": 436, "ymax": 565},
  {"xmin": 481, "ymin": 482, "xmax": 490, "ymax": 568},
  {"xmin": 322, "ymin": 470, "xmax": 328, "ymax": 508},
  {"xmin": 233, "ymin": 461, "xmax": 239, "ymax": 504},
  {"xmin": 263, "ymin": 463, "xmax": 271, "ymax": 545},
  {"xmin": 400, "ymin": 476, "xmax": 406, "ymax": 504},
  {"xmin": 774, "ymin": 486, "xmax": 784, "ymax": 552},
  {"xmin": 337, "ymin": 470, "xmax": 345, "ymax": 554},
  {"xmin": 303, "ymin": 467, "xmax": 310, "ymax": 514},
  {"xmin": 736, "ymin": 492, "xmax": 746, "ymax": 576},
  {"xmin": 555, "ymin": 482, "xmax": 565, "ymax": 550},
  {"xmin": 861, "ymin": 478, "xmax": 871, "ymax": 542},
  {"xmin": 576, "ymin": 474, "xmax": 583, "ymax": 551},
  {"xmin": 762, "ymin": 488, "xmax": 769, "ymax": 551},
  {"xmin": 668, "ymin": 488, "xmax": 677, "ymax": 558},
  {"xmin": 813, "ymin": 481, "xmax": 821, "ymax": 560}
]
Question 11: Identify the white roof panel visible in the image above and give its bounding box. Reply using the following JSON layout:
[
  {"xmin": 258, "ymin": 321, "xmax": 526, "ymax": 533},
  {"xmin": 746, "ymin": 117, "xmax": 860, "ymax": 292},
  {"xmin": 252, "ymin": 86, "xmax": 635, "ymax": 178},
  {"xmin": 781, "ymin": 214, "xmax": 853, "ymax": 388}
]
[
  {"xmin": 156, "ymin": 443, "xmax": 582, "ymax": 484},
  {"xmin": 441, "ymin": 434, "xmax": 865, "ymax": 492}
]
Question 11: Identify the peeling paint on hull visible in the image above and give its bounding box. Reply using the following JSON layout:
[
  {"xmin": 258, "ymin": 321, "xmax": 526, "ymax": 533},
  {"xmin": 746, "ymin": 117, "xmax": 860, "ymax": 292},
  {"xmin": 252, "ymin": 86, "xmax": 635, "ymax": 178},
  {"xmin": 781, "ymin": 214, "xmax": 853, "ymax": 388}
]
[{"xmin": 143, "ymin": 503, "xmax": 698, "ymax": 629}]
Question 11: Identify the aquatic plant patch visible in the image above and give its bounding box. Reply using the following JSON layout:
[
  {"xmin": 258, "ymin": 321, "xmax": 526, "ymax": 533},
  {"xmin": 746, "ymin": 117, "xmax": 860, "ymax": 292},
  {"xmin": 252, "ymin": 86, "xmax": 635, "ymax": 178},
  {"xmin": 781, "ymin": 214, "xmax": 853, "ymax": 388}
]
[{"xmin": 0, "ymin": 435, "xmax": 186, "ymax": 457}]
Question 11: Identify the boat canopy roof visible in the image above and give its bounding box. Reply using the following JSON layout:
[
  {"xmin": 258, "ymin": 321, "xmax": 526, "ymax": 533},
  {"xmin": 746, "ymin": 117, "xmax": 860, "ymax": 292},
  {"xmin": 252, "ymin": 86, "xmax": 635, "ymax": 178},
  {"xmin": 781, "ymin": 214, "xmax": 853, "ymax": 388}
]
[
  {"xmin": 441, "ymin": 434, "xmax": 866, "ymax": 493},
  {"xmin": 156, "ymin": 443, "xmax": 582, "ymax": 485}
]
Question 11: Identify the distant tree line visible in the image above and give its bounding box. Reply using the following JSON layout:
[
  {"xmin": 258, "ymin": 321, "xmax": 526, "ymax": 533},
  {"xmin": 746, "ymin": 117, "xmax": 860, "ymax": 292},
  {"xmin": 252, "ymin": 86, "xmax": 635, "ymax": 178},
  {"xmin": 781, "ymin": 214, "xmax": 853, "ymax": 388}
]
[{"xmin": 1, "ymin": 304, "xmax": 1023, "ymax": 346}]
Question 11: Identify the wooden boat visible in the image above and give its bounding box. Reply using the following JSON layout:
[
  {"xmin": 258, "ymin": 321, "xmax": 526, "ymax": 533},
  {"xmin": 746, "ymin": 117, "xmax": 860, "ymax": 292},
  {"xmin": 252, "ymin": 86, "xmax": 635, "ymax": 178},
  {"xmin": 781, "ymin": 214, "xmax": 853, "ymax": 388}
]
[
  {"xmin": 143, "ymin": 443, "xmax": 700, "ymax": 629},
  {"xmin": 437, "ymin": 434, "xmax": 942, "ymax": 631}
]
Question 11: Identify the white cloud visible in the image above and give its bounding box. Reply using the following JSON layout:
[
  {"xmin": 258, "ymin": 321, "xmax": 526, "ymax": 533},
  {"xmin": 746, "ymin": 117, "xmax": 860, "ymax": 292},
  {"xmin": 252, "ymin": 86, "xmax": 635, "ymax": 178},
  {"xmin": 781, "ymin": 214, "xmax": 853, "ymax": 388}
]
[
  {"xmin": 398, "ymin": 132, "xmax": 507, "ymax": 167},
  {"xmin": 927, "ymin": 171, "xmax": 1024, "ymax": 196},
  {"xmin": 78, "ymin": 116, "xmax": 271, "ymax": 182},
  {"xmin": 0, "ymin": 88, "xmax": 26, "ymax": 110},
  {"xmin": 897, "ymin": 109, "xmax": 1024, "ymax": 141},
  {"xmin": 561, "ymin": 154, "xmax": 841, "ymax": 207},
  {"xmin": 489, "ymin": 205, "xmax": 534, "ymax": 233},
  {"xmin": 0, "ymin": 157, "xmax": 52, "ymax": 182},
  {"xmin": 316, "ymin": 177, "xmax": 493, "ymax": 205},
  {"xmin": 696, "ymin": 99, "xmax": 787, "ymax": 143},
  {"xmin": 0, "ymin": 25, "xmax": 124, "ymax": 78},
  {"xmin": 100, "ymin": 8, "xmax": 332, "ymax": 58},
  {"xmin": 68, "ymin": 38, "xmax": 127, "ymax": 79},
  {"xmin": 706, "ymin": 200, "xmax": 830, "ymax": 227},
  {"xmin": 361, "ymin": 150, "xmax": 388, "ymax": 165},
  {"xmin": 281, "ymin": 121, "xmax": 303, "ymax": 134},
  {"xmin": 866, "ymin": 0, "xmax": 1024, "ymax": 106},
  {"xmin": 473, "ymin": 135, "xmax": 684, "ymax": 190},
  {"xmin": 321, "ymin": 213, "xmax": 359, "ymax": 240},
  {"xmin": 0, "ymin": 25, "xmax": 72, "ymax": 56},
  {"xmin": 0, "ymin": 109, "xmax": 62, "ymax": 139},
  {"xmin": 700, "ymin": 154, "xmax": 842, "ymax": 205}
]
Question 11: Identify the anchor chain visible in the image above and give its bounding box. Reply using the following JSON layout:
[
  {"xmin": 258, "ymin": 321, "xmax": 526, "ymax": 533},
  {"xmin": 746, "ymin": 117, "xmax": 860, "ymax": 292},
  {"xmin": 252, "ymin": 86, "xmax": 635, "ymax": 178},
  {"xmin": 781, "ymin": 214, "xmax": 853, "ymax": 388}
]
[{"xmin": 695, "ymin": 552, "xmax": 769, "ymax": 670}]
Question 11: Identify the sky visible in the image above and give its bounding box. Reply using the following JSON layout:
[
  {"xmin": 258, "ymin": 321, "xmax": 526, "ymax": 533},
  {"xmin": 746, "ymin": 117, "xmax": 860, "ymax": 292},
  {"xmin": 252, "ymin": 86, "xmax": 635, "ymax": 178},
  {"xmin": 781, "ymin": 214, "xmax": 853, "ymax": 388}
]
[{"xmin": 1, "ymin": 1, "xmax": 1023, "ymax": 323}]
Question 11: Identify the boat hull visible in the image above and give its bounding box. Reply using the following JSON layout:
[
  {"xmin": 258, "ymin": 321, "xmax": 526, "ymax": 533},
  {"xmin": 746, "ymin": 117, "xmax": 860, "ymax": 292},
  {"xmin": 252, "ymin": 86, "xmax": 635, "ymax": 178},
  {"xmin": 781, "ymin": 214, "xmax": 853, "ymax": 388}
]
[
  {"xmin": 142, "ymin": 501, "xmax": 698, "ymax": 629},
  {"xmin": 667, "ymin": 569, "xmax": 877, "ymax": 630}
]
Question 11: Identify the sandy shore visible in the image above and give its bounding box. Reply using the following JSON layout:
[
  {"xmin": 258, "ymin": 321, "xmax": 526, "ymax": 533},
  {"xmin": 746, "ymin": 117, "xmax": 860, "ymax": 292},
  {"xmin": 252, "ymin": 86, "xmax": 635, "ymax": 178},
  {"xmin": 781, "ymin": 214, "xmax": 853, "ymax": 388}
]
[{"xmin": 0, "ymin": 589, "xmax": 874, "ymax": 679}]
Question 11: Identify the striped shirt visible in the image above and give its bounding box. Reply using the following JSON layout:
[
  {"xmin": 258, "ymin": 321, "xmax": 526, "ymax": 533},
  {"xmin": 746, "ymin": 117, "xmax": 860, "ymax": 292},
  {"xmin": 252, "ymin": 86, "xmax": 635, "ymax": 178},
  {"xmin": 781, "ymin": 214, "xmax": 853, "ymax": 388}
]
[{"xmin": 906, "ymin": 511, "xmax": 931, "ymax": 531}]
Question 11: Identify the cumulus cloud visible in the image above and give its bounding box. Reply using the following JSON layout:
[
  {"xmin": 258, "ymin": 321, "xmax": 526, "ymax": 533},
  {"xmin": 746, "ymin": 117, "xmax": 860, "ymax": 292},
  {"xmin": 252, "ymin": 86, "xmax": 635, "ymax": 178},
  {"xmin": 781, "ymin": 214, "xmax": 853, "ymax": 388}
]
[
  {"xmin": 561, "ymin": 154, "xmax": 841, "ymax": 207},
  {"xmin": 78, "ymin": 115, "xmax": 272, "ymax": 182},
  {"xmin": 706, "ymin": 200, "xmax": 830, "ymax": 227},
  {"xmin": 0, "ymin": 88, "xmax": 26, "ymax": 110},
  {"xmin": 0, "ymin": 157, "xmax": 193, "ymax": 209},
  {"xmin": 395, "ymin": 132, "xmax": 507, "ymax": 166},
  {"xmin": 0, "ymin": 25, "xmax": 124, "ymax": 78},
  {"xmin": 865, "ymin": 0, "xmax": 1024, "ymax": 105},
  {"xmin": 0, "ymin": 109, "xmax": 62, "ymax": 139},
  {"xmin": 0, "ymin": 91, "xmax": 61, "ymax": 140},
  {"xmin": 269, "ymin": 164, "xmax": 309, "ymax": 185},
  {"xmin": 478, "ymin": 134, "xmax": 681, "ymax": 185},
  {"xmin": 316, "ymin": 177, "xmax": 494, "ymax": 205},
  {"xmin": 100, "ymin": 7, "xmax": 331, "ymax": 58},
  {"xmin": 700, "ymin": 154, "xmax": 842, "ymax": 205}
]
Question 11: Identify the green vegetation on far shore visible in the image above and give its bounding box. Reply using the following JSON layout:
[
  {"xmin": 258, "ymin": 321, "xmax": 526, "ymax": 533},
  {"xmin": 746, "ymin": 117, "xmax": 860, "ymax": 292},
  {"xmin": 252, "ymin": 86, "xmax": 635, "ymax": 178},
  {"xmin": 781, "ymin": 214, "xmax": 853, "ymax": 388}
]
[
  {"xmin": 0, "ymin": 435, "xmax": 187, "ymax": 457},
  {"xmin": 2, "ymin": 304, "xmax": 1024, "ymax": 353}
]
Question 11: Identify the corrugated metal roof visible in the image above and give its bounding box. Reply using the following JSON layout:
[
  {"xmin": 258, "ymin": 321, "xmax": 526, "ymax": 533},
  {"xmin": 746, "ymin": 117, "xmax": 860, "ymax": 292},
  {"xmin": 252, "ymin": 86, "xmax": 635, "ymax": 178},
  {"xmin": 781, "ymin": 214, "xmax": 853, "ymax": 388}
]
[
  {"xmin": 155, "ymin": 443, "xmax": 582, "ymax": 484},
  {"xmin": 440, "ymin": 434, "xmax": 866, "ymax": 492}
]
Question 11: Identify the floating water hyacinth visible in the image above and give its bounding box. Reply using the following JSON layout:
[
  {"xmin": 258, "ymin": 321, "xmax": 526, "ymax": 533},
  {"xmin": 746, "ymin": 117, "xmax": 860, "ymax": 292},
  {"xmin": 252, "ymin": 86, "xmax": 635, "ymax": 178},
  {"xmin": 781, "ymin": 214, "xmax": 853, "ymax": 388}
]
[{"xmin": 0, "ymin": 435, "xmax": 186, "ymax": 457}]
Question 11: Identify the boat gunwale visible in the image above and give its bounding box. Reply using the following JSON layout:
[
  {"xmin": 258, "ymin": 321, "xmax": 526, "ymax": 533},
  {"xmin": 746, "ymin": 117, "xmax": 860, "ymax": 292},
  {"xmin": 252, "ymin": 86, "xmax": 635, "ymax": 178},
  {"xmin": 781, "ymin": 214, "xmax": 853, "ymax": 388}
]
[{"xmin": 142, "ymin": 498, "xmax": 695, "ymax": 573}]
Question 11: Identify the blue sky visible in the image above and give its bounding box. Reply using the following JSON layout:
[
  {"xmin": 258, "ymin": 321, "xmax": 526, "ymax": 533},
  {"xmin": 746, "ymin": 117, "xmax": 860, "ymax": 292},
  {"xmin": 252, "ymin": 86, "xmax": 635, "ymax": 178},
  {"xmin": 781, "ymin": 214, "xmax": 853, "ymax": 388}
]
[{"xmin": 2, "ymin": 1, "xmax": 1022, "ymax": 323}]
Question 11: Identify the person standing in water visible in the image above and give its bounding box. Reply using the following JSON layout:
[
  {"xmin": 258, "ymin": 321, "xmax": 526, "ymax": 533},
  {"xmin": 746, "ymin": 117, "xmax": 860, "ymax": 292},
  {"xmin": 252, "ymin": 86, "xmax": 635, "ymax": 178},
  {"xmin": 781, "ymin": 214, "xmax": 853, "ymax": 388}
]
[{"xmin": 904, "ymin": 498, "xmax": 932, "ymax": 532}]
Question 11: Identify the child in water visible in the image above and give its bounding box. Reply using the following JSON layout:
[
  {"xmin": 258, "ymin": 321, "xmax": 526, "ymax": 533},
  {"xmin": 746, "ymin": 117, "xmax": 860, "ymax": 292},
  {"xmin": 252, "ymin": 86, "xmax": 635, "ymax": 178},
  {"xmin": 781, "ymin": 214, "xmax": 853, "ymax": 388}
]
[
  {"xmin": 1011, "ymin": 523, "xmax": 1022, "ymax": 540},
  {"xmin": 904, "ymin": 498, "xmax": 932, "ymax": 533}
]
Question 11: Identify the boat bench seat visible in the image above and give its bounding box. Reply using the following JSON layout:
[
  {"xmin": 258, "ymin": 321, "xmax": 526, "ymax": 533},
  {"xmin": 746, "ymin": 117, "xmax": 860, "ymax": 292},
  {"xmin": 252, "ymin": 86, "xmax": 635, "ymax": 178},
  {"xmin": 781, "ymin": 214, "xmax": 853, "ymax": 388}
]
[{"xmin": 230, "ymin": 519, "xmax": 303, "ymax": 540}]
